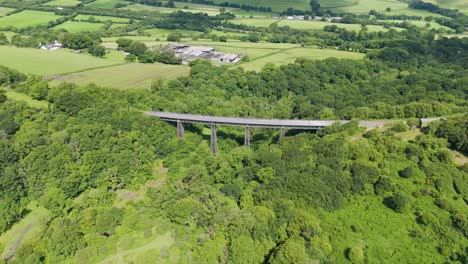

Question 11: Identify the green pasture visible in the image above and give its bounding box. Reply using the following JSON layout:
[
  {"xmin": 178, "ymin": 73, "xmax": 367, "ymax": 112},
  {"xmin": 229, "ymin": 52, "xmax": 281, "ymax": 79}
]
[
  {"xmin": 123, "ymin": 3, "xmax": 221, "ymax": 15},
  {"xmin": 0, "ymin": 46, "xmax": 120, "ymax": 75},
  {"xmin": 230, "ymin": 18, "xmax": 279, "ymax": 27},
  {"xmin": 423, "ymin": 0, "xmax": 468, "ymax": 13},
  {"xmin": 74, "ymin": 14, "xmax": 132, "ymax": 23},
  {"xmin": 1, "ymin": 89, "xmax": 48, "ymax": 108},
  {"xmin": 277, "ymin": 19, "xmax": 402, "ymax": 32},
  {"xmin": 381, "ymin": 19, "xmax": 452, "ymax": 31},
  {"xmin": 0, "ymin": 7, "xmax": 13, "ymax": 17},
  {"xmin": 0, "ymin": 10, "xmax": 62, "ymax": 29},
  {"xmin": 239, "ymin": 47, "xmax": 365, "ymax": 71},
  {"xmin": 211, "ymin": 0, "xmax": 310, "ymax": 12},
  {"xmin": 325, "ymin": 0, "xmax": 409, "ymax": 14},
  {"xmin": 49, "ymin": 63, "xmax": 190, "ymax": 89},
  {"xmin": 385, "ymin": 8, "xmax": 445, "ymax": 18},
  {"xmin": 43, "ymin": 0, "xmax": 81, "ymax": 6},
  {"xmin": 54, "ymin": 21, "xmax": 105, "ymax": 32},
  {"xmin": 86, "ymin": 0, "xmax": 127, "ymax": 9},
  {"xmin": 231, "ymin": 18, "xmax": 402, "ymax": 32}
]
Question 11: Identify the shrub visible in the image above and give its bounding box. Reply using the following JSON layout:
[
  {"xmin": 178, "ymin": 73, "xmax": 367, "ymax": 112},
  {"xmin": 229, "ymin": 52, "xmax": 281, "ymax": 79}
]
[
  {"xmin": 346, "ymin": 246, "xmax": 364, "ymax": 263},
  {"xmin": 391, "ymin": 122, "xmax": 408, "ymax": 132},
  {"xmin": 374, "ymin": 177, "xmax": 393, "ymax": 194},
  {"xmin": 399, "ymin": 166, "xmax": 415, "ymax": 178},
  {"xmin": 384, "ymin": 192, "xmax": 408, "ymax": 213}
]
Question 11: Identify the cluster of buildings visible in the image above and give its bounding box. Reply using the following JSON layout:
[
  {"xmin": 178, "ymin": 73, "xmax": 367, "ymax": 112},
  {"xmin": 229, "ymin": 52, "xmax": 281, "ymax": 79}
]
[{"xmin": 162, "ymin": 44, "xmax": 242, "ymax": 64}]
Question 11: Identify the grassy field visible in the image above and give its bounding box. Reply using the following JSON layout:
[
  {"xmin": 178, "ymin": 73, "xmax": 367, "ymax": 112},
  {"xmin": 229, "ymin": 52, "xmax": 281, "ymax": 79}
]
[
  {"xmin": 277, "ymin": 19, "xmax": 402, "ymax": 32},
  {"xmin": 382, "ymin": 20, "xmax": 452, "ymax": 31},
  {"xmin": 211, "ymin": 0, "xmax": 310, "ymax": 12},
  {"xmin": 424, "ymin": 0, "xmax": 468, "ymax": 13},
  {"xmin": 0, "ymin": 46, "xmax": 120, "ymax": 75},
  {"xmin": 230, "ymin": 18, "xmax": 279, "ymax": 27},
  {"xmin": 86, "ymin": 0, "xmax": 127, "ymax": 9},
  {"xmin": 0, "ymin": 10, "xmax": 62, "ymax": 29},
  {"xmin": 43, "ymin": 0, "xmax": 81, "ymax": 6},
  {"xmin": 49, "ymin": 63, "xmax": 190, "ymax": 89},
  {"xmin": 0, "ymin": 202, "xmax": 51, "ymax": 260},
  {"xmin": 231, "ymin": 18, "xmax": 402, "ymax": 32},
  {"xmin": 239, "ymin": 47, "xmax": 365, "ymax": 71},
  {"xmin": 54, "ymin": 21, "xmax": 105, "ymax": 32},
  {"xmin": 74, "ymin": 14, "xmax": 132, "ymax": 23},
  {"xmin": 0, "ymin": 7, "xmax": 13, "ymax": 17},
  {"xmin": 325, "ymin": 0, "xmax": 409, "ymax": 14},
  {"xmin": 2, "ymin": 89, "xmax": 48, "ymax": 108}
]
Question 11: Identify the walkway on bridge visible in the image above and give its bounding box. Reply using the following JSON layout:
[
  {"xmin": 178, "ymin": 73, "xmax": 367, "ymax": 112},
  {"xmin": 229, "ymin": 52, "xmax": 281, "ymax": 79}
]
[{"xmin": 145, "ymin": 111, "xmax": 397, "ymax": 154}]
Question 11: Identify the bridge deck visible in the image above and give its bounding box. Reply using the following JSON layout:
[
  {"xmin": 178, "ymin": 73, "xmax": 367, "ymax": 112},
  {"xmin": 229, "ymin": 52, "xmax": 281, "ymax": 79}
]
[{"xmin": 146, "ymin": 111, "xmax": 345, "ymax": 129}]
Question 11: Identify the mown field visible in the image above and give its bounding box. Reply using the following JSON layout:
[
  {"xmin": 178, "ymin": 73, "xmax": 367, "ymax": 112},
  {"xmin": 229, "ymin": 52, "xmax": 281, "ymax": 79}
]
[
  {"xmin": 0, "ymin": 46, "xmax": 119, "ymax": 75},
  {"xmin": 54, "ymin": 21, "xmax": 106, "ymax": 32},
  {"xmin": 0, "ymin": 10, "xmax": 62, "ymax": 29},
  {"xmin": 49, "ymin": 63, "xmax": 190, "ymax": 89}
]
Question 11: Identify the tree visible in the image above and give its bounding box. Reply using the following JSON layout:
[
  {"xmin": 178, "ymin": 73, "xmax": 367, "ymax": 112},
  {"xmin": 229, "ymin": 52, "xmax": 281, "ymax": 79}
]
[
  {"xmin": 30, "ymin": 81, "xmax": 49, "ymax": 100},
  {"xmin": 167, "ymin": 31, "xmax": 183, "ymax": 42},
  {"xmin": 116, "ymin": 38, "xmax": 133, "ymax": 51},
  {"xmin": 88, "ymin": 45, "xmax": 106, "ymax": 57},
  {"xmin": 124, "ymin": 54, "xmax": 137, "ymax": 62},
  {"xmin": 128, "ymin": 41, "xmax": 148, "ymax": 57},
  {"xmin": 346, "ymin": 246, "xmax": 364, "ymax": 263},
  {"xmin": 219, "ymin": 36, "xmax": 227, "ymax": 42},
  {"xmin": 269, "ymin": 238, "xmax": 310, "ymax": 264},
  {"xmin": 0, "ymin": 33, "xmax": 8, "ymax": 45},
  {"xmin": 0, "ymin": 90, "xmax": 6, "ymax": 104},
  {"xmin": 386, "ymin": 7, "xmax": 391, "ymax": 12}
]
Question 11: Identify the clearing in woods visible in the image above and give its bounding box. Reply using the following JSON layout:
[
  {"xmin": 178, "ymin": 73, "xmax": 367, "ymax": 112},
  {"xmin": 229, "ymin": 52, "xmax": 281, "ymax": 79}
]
[
  {"xmin": 1, "ymin": 89, "xmax": 49, "ymax": 109},
  {"xmin": 0, "ymin": 203, "xmax": 51, "ymax": 261}
]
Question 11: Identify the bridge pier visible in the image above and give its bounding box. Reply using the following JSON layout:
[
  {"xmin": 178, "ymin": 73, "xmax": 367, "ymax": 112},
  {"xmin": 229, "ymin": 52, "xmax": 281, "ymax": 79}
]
[
  {"xmin": 244, "ymin": 125, "xmax": 250, "ymax": 147},
  {"xmin": 210, "ymin": 123, "xmax": 217, "ymax": 155},
  {"xmin": 280, "ymin": 127, "xmax": 286, "ymax": 138},
  {"xmin": 176, "ymin": 120, "xmax": 184, "ymax": 138}
]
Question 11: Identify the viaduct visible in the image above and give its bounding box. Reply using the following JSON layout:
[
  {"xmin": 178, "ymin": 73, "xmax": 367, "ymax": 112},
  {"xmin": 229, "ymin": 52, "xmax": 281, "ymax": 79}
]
[{"xmin": 145, "ymin": 111, "xmax": 404, "ymax": 154}]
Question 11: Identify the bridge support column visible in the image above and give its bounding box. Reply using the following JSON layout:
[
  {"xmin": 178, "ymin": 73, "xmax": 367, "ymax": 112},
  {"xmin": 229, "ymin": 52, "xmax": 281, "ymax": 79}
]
[
  {"xmin": 280, "ymin": 127, "xmax": 286, "ymax": 138},
  {"xmin": 210, "ymin": 123, "xmax": 217, "ymax": 155},
  {"xmin": 176, "ymin": 120, "xmax": 184, "ymax": 138},
  {"xmin": 244, "ymin": 125, "xmax": 250, "ymax": 147}
]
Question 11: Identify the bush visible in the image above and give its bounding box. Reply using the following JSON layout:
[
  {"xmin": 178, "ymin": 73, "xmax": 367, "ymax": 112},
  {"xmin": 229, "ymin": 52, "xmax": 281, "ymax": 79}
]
[
  {"xmin": 346, "ymin": 246, "xmax": 364, "ymax": 263},
  {"xmin": 391, "ymin": 122, "xmax": 408, "ymax": 132},
  {"xmin": 384, "ymin": 192, "xmax": 408, "ymax": 213},
  {"xmin": 399, "ymin": 166, "xmax": 415, "ymax": 178}
]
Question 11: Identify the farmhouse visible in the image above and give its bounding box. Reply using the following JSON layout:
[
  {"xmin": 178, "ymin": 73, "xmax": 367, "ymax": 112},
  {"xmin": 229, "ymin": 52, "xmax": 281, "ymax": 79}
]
[
  {"xmin": 40, "ymin": 40, "xmax": 63, "ymax": 51},
  {"xmin": 163, "ymin": 44, "xmax": 242, "ymax": 64}
]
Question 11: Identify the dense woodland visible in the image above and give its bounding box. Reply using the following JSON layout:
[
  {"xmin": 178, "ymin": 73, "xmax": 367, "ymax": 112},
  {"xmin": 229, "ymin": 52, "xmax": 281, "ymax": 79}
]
[{"xmin": 1, "ymin": 24, "xmax": 468, "ymax": 262}]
